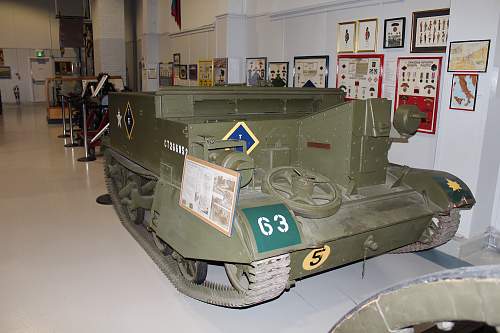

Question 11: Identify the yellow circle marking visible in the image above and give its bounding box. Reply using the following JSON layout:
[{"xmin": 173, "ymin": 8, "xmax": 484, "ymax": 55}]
[{"xmin": 302, "ymin": 245, "xmax": 331, "ymax": 271}]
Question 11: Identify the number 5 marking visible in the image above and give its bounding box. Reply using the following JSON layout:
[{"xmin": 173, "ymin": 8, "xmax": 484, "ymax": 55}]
[
  {"xmin": 257, "ymin": 217, "xmax": 273, "ymax": 236},
  {"xmin": 302, "ymin": 245, "xmax": 331, "ymax": 271}
]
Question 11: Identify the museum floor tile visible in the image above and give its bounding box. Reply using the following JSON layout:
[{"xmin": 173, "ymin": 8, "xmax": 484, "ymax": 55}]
[{"xmin": 0, "ymin": 103, "xmax": 490, "ymax": 333}]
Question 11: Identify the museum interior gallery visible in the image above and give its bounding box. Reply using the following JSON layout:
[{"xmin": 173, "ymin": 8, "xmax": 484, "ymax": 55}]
[{"xmin": 1, "ymin": 0, "xmax": 500, "ymax": 332}]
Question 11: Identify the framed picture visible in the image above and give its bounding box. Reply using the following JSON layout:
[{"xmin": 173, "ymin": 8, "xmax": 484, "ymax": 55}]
[
  {"xmin": 213, "ymin": 57, "xmax": 228, "ymax": 86},
  {"xmin": 394, "ymin": 57, "xmax": 443, "ymax": 134},
  {"xmin": 337, "ymin": 21, "xmax": 357, "ymax": 53},
  {"xmin": 357, "ymin": 18, "xmax": 378, "ymax": 52},
  {"xmin": 336, "ymin": 54, "xmax": 384, "ymax": 100},
  {"xmin": 448, "ymin": 40, "xmax": 490, "ymax": 72},
  {"xmin": 449, "ymin": 74, "xmax": 478, "ymax": 111},
  {"xmin": 268, "ymin": 62, "xmax": 289, "ymax": 87},
  {"xmin": 198, "ymin": 60, "xmax": 213, "ymax": 87},
  {"xmin": 384, "ymin": 17, "xmax": 406, "ymax": 49},
  {"xmin": 0, "ymin": 66, "xmax": 12, "ymax": 79},
  {"xmin": 293, "ymin": 55, "xmax": 329, "ymax": 88},
  {"xmin": 158, "ymin": 62, "xmax": 173, "ymax": 87},
  {"xmin": 173, "ymin": 53, "xmax": 181, "ymax": 65},
  {"xmin": 411, "ymin": 8, "xmax": 450, "ymax": 53},
  {"xmin": 179, "ymin": 155, "xmax": 240, "ymax": 237},
  {"xmin": 179, "ymin": 65, "xmax": 187, "ymax": 79},
  {"xmin": 188, "ymin": 64, "xmax": 197, "ymax": 80},
  {"xmin": 246, "ymin": 57, "xmax": 267, "ymax": 86}
]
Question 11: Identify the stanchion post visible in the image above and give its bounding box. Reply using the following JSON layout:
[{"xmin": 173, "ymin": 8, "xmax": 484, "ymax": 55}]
[
  {"xmin": 64, "ymin": 99, "xmax": 79, "ymax": 148},
  {"xmin": 58, "ymin": 95, "xmax": 70, "ymax": 138},
  {"xmin": 77, "ymin": 102, "xmax": 96, "ymax": 162}
]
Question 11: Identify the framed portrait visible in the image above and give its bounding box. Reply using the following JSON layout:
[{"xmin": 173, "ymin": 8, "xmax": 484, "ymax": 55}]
[
  {"xmin": 449, "ymin": 74, "xmax": 478, "ymax": 111},
  {"xmin": 384, "ymin": 17, "xmax": 406, "ymax": 49},
  {"xmin": 246, "ymin": 57, "xmax": 267, "ymax": 86},
  {"xmin": 179, "ymin": 65, "xmax": 187, "ymax": 79},
  {"xmin": 179, "ymin": 155, "xmax": 240, "ymax": 237},
  {"xmin": 357, "ymin": 18, "xmax": 378, "ymax": 52},
  {"xmin": 411, "ymin": 8, "xmax": 450, "ymax": 53},
  {"xmin": 188, "ymin": 64, "xmax": 197, "ymax": 80},
  {"xmin": 448, "ymin": 40, "xmax": 490, "ymax": 72},
  {"xmin": 158, "ymin": 62, "xmax": 173, "ymax": 87},
  {"xmin": 198, "ymin": 60, "xmax": 213, "ymax": 87},
  {"xmin": 268, "ymin": 62, "xmax": 289, "ymax": 87},
  {"xmin": 173, "ymin": 53, "xmax": 181, "ymax": 65},
  {"xmin": 336, "ymin": 54, "xmax": 384, "ymax": 100},
  {"xmin": 293, "ymin": 55, "xmax": 329, "ymax": 88},
  {"xmin": 0, "ymin": 66, "xmax": 12, "ymax": 79},
  {"xmin": 337, "ymin": 21, "xmax": 356, "ymax": 53},
  {"xmin": 213, "ymin": 57, "xmax": 228, "ymax": 86}
]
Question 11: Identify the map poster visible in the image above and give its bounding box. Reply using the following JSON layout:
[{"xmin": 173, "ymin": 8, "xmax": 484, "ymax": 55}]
[
  {"xmin": 411, "ymin": 8, "xmax": 450, "ymax": 53},
  {"xmin": 179, "ymin": 155, "xmax": 240, "ymax": 237},
  {"xmin": 337, "ymin": 54, "xmax": 384, "ymax": 100},
  {"xmin": 448, "ymin": 40, "xmax": 491, "ymax": 72},
  {"xmin": 394, "ymin": 57, "xmax": 443, "ymax": 134},
  {"xmin": 198, "ymin": 60, "xmax": 213, "ymax": 87},
  {"xmin": 450, "ymin": 74, "xmax": 478, "ymax": 111},
  {"xmin": 268, "ymin": 62, "xmax": 289, "ymax": 87},
  {"xmin": 293, "ymin": 55, "xmax": 329, "ymax": 88},
  {"xmin": 337, "ymin": 21, "xmax": 356, "ymax": 53}
]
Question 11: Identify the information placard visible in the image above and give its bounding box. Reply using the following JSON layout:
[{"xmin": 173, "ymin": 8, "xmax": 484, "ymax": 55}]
[{"xmin": 179, "ymin": 155, "xmax": 240, "ymax": 236}]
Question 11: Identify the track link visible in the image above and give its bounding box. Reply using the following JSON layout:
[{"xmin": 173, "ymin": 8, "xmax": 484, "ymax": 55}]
[
  {"xmin": 104, "ymin": 151, "xmax": 290, "ymax": 307},
  {"xmin": 392, "ymin": 209, "xmax": 460, "ymax": 253}
]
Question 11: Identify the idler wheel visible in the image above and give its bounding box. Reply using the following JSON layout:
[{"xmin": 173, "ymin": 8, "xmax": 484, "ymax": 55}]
[
  {"xmin": 173, "ymin": 252, "xmax": 208, "ymax": 285},
  {"xmin": 262, "ymin": 166, "xmax": 341, "ymax": 219},
  {"xmin": 225, "ymin": 263, "xmax": 251, "ymax": 292}
]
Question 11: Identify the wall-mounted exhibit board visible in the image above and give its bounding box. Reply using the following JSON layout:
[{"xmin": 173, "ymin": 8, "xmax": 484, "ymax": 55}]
[
  {"xmin": 293, "ymin": 56, "xmax": 329, "ymax": 88},
  {"xmin": 394, "ymin": 57, "xmax": 442, "ymax": 134},
  {"xmin": 336, "ymin": 54, "xmax": 384, "ymax": 100}
]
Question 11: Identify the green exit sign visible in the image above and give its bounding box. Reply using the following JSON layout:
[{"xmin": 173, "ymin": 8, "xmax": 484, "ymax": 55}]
[{"xmin": 35, "ymin": 50, "xmax": 45, "ymax": 57}]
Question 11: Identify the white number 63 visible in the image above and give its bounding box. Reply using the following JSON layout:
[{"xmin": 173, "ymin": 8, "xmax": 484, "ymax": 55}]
[{"xmin": 257, "ymin": 214, "xmax": 289, "ymax": 236}]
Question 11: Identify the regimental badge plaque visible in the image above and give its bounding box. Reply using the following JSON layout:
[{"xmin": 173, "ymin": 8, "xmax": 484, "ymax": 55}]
[
  {"xmin": 336, "ymin": 54, "xmax": 384, "ymax": 100},
  {"xmin": 394, "ymin": 57, "xmax": 443, "ymax": 134}
]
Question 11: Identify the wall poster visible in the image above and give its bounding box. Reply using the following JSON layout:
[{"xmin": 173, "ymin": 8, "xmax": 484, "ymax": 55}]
[
  {"xmin": 198, "ymin": 60, "xmax": 213, "ymax": 87},
  {"xmin": 159, "ymin": 62, "xmax": 173, "ymax": 87},
  {"xmin": 384, "ymin": 17, "xmax": 406, "ymax": 49},
  {"xmin": 246, "ymin": 57, "xmax": 267, "ymax": 86},
  {"xmin": 293, "ymin": 55, "xmax": 329, "ymax": 88},
  {"xmin": 357, "ymin": 18, "xmax": 378, "ymax": 52},
  {"xmin": 0, "ymin": 49, "xmax": 4, "ymax": 65},
  {"xmin": 394, "ymin": 57, "xmax": 443, "ymax": 134},
  {"xmin": 188, "ymin": 64, "xmax": 197, "ymax": 81},
  {"xmin": 448, "ymin": 40, "xmax": 491, "ymax": 72},
  {"xmin": 411, "ymin": 8, "xmax": 450, "ymax": 53},
  {"xmin": 0, "ymin": 66, "xmax": 12, "ymax": 79},
  {"xmin": 179, "ymin": 65, "xmax": 187, "ymax": 79},
  {"xmin": 268, "ymin": 62, "xmax": 289, "ymax": 87},
  {"xmin": 179, "ymin": 155, "xmax": 240, "ymax": 237},
  {"xmin": 337, "ymin": 21, "xmax": 357, "ymax": 53},
  {"xmin": 213, "ymin": 57, "xmax": 228, "ymax": 86},
  {"xmin": 173, "ymin": 53, "xmax": 181, "ymax": 65},
  {"xmin": 450, "ymin": 74, "xmax": 478, "ymax": 112},
  {"xmin": 336, "ymin": 54, "xmax": 384, "ymax": 100}
]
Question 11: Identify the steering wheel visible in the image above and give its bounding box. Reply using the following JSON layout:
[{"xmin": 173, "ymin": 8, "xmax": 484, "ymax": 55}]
[{"xmin": 262, "ymin": 166, "xmax": 341, "ymax": 219}]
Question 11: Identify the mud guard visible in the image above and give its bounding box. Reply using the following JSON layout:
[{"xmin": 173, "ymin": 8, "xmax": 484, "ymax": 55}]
[{"xmin": 393, "ymin": 165, "xmax": 475, "ymax": 212}]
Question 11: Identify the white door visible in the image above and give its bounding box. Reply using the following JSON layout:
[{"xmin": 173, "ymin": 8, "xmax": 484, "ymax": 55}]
[{"xmin": 30, "ymin": 58, "xmax": 51, "ymax": 102}]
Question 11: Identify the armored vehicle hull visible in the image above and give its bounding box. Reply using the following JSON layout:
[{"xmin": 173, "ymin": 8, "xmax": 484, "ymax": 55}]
[{"xmin": 103, "ymin": 87, "xmax": 474, "ymax": 307}]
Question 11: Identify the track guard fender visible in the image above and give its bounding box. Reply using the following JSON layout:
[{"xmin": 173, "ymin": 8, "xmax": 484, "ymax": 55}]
[{"xmin": 395, "ymin": 166, "xmax": 475, "ymax": 212}]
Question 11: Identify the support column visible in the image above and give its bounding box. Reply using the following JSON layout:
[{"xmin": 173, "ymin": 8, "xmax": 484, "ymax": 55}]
[
  {"xmin": 434, "ymin": 0, "xmax": 500, "ymax": 254},
  {"xmin": 91, "ymin": 0, "xmax": 126, "ymax": 80},
  {"xmin": 139, "ymin": 0, "xmax": 160, "ymax": 91},
  {"xmin": 215, "ymin": 13, "xmax": 247, "ymax": 83}
]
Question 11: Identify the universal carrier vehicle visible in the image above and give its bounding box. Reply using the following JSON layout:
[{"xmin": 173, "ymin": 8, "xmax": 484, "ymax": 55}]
[{"xmin": 104, "ymin": 87, "xmax": 475, "ymax": 307}]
